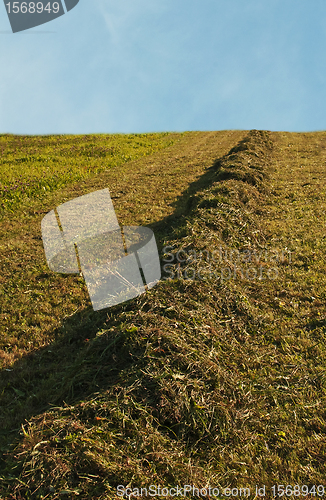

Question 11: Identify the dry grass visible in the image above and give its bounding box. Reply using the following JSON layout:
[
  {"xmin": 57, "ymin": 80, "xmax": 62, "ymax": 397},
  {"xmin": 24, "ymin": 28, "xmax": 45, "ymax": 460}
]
[{"xmin": 0, "ymin": 129, "xmax": 325, "ymax": 499}]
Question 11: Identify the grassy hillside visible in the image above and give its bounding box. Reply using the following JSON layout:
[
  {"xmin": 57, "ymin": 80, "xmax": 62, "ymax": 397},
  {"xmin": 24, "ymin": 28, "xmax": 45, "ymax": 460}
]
[{"xmin": 0, "ymin": 129, "xmax": 325, "ymax": 499}]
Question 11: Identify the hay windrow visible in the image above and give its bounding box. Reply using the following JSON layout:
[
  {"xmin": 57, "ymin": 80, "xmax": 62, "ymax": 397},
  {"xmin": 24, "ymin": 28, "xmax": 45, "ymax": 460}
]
[
  {"xmin": 212, "ymin": 129, "xmax": 274, "ymax": 189},
  {"xmin": 1, "ymin": 129, "xmax": 326, "ymax": 499}
]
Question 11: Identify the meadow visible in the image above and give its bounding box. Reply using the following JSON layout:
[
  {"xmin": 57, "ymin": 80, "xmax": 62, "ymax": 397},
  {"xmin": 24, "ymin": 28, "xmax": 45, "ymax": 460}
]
[
  {"xmin": 0, "ymin": 132, "xmax": 178, "ymax": 214},
  {"xmin": 0, "ymin": 129, "xmax": 325, "ymax": 499}
]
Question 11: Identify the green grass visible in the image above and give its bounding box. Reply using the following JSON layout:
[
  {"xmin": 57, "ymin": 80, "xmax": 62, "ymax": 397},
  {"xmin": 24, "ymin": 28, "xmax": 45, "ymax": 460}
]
[
  {"xmin": 0, "ymin": 129, "xmax": 326, "ymax": 499},
  {"xmin": 0, "ymin": 132, "xmax": 179, "ymax": 214}
]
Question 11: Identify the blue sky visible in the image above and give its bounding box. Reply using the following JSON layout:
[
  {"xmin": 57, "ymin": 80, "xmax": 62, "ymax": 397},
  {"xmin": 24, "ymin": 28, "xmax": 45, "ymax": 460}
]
[{"xmin": 1, "ymin": 0, "xmax": 326, "ymax": 134}]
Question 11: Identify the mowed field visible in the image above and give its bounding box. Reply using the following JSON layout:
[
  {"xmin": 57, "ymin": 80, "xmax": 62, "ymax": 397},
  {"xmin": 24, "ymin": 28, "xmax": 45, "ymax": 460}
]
[{"xmin": 0, "ymin": 129, "xmax": 326, "ymax": 499}]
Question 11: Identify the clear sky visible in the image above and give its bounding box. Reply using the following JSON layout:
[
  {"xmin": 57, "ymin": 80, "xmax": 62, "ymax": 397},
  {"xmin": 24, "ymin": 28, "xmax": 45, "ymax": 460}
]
[{"xmin": 1, "ymin": 0, "xmax": 326, "ymax": 135}]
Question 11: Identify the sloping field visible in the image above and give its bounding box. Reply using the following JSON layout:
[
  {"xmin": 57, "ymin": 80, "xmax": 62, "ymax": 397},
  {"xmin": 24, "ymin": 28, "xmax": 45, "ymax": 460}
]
[{"xmin": 0, "ymin": 129, "xmax": 325, "ymax": 499}]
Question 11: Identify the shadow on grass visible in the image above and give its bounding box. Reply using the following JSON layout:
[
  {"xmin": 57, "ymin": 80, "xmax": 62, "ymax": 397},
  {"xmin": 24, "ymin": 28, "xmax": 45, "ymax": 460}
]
[{"xmin": 0, "ymin": 130, "xmax": 266, "ymax": 473}]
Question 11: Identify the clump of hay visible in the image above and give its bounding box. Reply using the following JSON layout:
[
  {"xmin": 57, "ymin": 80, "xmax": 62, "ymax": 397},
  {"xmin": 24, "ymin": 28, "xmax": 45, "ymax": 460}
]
[{"xmin": 212, "ymin": 129, "xmax": 274, "ymax": 190}]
